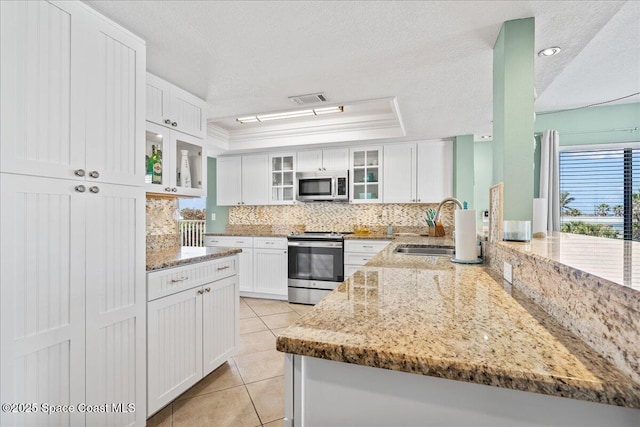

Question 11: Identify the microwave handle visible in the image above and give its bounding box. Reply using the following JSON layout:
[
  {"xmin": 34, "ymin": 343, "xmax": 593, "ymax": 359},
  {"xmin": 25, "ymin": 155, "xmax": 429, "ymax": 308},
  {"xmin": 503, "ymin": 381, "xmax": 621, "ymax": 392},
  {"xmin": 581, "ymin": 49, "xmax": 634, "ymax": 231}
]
[{"xmin": 332, "ymin": 177, "xmax": 337, "ymax": 197}]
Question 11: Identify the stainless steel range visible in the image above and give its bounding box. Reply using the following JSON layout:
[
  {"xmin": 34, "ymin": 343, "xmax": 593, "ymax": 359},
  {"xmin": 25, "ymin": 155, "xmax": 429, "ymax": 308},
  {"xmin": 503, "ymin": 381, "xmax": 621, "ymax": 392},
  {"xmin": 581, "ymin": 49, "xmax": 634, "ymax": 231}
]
[{"xmin": 287, "ymin": 232, "xmax": 346, "ymax": 305}]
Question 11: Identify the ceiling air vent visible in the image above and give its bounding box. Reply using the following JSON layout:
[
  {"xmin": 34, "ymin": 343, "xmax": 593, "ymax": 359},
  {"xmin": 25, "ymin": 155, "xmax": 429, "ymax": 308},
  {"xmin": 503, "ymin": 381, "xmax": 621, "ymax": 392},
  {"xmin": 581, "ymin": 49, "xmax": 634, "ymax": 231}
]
[{"xmin": 289, "ymin": 92, "xmax": 327, "ymax": 105}]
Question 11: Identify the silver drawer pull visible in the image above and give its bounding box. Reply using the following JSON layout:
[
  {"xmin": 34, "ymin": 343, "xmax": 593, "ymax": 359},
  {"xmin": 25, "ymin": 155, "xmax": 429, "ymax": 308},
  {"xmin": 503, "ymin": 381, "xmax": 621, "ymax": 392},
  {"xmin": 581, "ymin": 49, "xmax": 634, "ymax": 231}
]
[
  {"xmin": 217, "ymin": 266, "xmax": 230, "ymax": 271},
  {"xmin": 171, "ymin": 277, "xmax": 188, "ymax": 283},
  {"xmin": 363, "ymin": 245, "xmax": 373, "ymax": 249},
  {"xmin": 362, "ymin": 258, "xmax": 370, "ymax": 261},
  {"xmin": 265, "ymin": 242, "xmax": 274, "ymax": 245},
  {"xmin": 205, "ymin": 287, "xmax": 211, "ymax": 293}
]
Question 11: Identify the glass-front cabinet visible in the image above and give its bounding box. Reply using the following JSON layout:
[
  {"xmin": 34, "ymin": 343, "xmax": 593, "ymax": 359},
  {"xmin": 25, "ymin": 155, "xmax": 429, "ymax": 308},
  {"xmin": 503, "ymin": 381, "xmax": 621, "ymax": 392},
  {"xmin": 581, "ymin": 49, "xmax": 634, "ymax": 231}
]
[
  {"xmin": 350, "ymin": 146, "xmax": 383, "ymax": 203},
  {"xmin": 270, "ymin": 153, "xmax": 296, "ymax": 204},
  {"xmin": 145, "ymin": 122, "xmax": 206, "ymax": 197}
]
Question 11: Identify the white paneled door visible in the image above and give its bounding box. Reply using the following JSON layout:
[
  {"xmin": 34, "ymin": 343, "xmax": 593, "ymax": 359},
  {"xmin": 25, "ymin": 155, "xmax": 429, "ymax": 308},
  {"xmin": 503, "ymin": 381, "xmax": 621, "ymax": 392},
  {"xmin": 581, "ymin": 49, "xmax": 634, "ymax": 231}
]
[
  {"xmin": 85, "ymin": 184, "xmax": 146, "ymax": 427},
  {"xmin": 0, "ymin": 174, "xmax": 86, "ymax": 426},
  {"xmin": 202, "ymin": 276, "xmax": 239, "ymax": 375},
  {"xmin": 253, "ymin": 248, "xmax": 288, "ymax": 296}
]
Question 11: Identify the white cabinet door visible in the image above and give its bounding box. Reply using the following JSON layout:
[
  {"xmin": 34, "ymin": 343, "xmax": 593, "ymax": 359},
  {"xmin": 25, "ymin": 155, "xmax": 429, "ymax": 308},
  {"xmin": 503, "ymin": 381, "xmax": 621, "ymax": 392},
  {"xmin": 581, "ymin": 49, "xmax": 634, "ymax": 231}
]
[
  {"xmin": 253, "ymin": 248, "xmax": 288, "ymax": 296},
  {"xmin": 383, "ymin": 144, "xmax": 416, "ymax": 203},
  {"xmin": 146, "ymin": 73, "xmax": 206, "ymax": 139},
  {"xmin": 242, "ymin": 154, "xmax": 269, "ymax": 205},
  {"xmin": 350, "ymin": 146, "xmax": 383, "ymax": 203},
  {"xmin": 202, "ymin": 276, "xmax": 239, "ymax": 376},
  {"xmin": 322, "ymin": 148, "xmax": 350, "ymax": 171},
  {"xmin": 416, "ymin": 141, "xmax": 453, "ymax": 203},
  {"xmin": 270, "ymin": 153, "xmax": 296, "ymax": 204},
  {"xmin": 217, "ymin": 156, "xmax": 242, "ymax": 205},
  {"xmin": 85, "ymin": 183, "xmax": 146, "ymax": 426},
  {"xmin": 238, "ymin": 248, "xmax": 255, "ymax": 293},
  {"xmin": 85, "ymin": 14, "xmax": 146, "ymax": 188},
  {"xmin": 0, "ymin": 0, "xmax": 86, "ymax": 180},
  {"xmin": 173, "ymin": 132, "xmax": 207, "ymax": 197},
  {"xmin": 297, "ymin": 150, "xmax": 323, "ymax": 171},
  {"xmin": 0, "ymin": 174, "xmax": 86, "ymax": 427},
  {"xmin": 147, "ymin": 287, "xmax": 203, "ymax": 417}
]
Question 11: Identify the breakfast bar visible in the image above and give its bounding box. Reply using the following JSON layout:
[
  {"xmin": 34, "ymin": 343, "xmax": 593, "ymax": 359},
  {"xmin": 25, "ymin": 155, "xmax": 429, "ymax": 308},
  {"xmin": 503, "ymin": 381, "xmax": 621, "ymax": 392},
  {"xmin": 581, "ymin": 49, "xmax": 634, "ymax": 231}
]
[{"xmin": 276, "ymin": 236, "xmax": 640, "ymax": 426}]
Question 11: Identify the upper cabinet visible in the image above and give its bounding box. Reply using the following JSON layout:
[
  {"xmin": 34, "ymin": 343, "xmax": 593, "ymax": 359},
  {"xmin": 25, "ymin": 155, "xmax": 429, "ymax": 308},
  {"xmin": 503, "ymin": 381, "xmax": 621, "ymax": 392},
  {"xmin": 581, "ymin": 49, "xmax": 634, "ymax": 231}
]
[
  {"xmin": 270, "ymin": 153, "xmax": 296, "ymax": 204},
  {"xmin": 146, "ymin": 73, "xmax": 207, "ymax": 139},
  {"xmin": 383, "ymin": 141, "xmax": 453, "ymax": 203},
  {"xmin": 350, "ymin": 146, "xmax": 383, "ymax": 203},
  {"xmin": 217, "ymin": 155, "xmax": 269, "ymax": 206},
  {"xmin": 0, "ymin": 0, "xmax": 146, "ymax": 187},
  {"xmin": 145, "ymin": 123, "xmax": 207, "ymax": 197},
  {"xmin": 297, "ymin": 148, "xmax": 349, "ymax": 172}
]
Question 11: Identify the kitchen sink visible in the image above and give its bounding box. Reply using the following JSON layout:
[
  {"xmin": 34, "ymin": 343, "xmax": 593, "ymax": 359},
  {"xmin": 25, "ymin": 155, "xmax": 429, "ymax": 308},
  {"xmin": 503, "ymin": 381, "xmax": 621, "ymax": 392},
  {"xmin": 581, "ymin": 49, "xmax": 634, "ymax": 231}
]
[{"xmin": 393, "ymin": 244, "xmax": 455, "ymax": 256}]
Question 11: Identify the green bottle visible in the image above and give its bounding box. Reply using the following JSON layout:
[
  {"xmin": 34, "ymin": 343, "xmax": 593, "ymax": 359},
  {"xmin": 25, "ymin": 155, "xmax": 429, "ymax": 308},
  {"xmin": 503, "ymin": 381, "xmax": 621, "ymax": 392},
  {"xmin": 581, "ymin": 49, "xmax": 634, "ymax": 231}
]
[{"xmin": 151, "ymin": 145, "xmax": 162, "ymax": 184}]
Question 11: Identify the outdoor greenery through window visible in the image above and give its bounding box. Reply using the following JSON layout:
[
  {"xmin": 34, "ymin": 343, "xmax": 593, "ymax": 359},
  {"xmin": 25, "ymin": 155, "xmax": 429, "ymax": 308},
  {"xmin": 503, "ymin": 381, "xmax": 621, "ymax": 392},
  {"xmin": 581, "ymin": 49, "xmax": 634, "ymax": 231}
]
[
  {"xmin": 559, "ymin": 145, "xmax": 639, "ymax": 241},
  {"xmin": 178, "ymin": 197, "xmax": 207, "ymax": 246}
]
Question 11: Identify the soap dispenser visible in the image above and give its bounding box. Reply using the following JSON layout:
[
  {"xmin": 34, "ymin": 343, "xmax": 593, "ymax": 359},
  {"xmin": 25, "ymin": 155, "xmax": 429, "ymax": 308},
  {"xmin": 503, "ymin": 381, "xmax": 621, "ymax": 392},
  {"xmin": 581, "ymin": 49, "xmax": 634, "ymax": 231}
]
[{"xmin": 387, "ymin": 223, "xmax": 393, "ymax": 236}]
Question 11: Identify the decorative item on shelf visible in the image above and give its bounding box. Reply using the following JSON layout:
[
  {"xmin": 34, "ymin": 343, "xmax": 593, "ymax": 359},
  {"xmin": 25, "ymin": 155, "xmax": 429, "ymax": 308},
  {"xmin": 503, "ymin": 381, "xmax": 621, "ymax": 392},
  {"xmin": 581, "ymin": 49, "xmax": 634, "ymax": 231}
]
[
  {"xmin": 151, "ymin": 145, "xmax": 162, "ymax": 184},
  {"xmin": 366, "ymin": 172, "xmax": 375, "ymax": 182},
  {"xmin": 358, "ymin": 192, "xmax": 375, "ymax": 199},
  {"xmin": 179, "ymin": 149, "xmax": 192, "ymax": 188}
]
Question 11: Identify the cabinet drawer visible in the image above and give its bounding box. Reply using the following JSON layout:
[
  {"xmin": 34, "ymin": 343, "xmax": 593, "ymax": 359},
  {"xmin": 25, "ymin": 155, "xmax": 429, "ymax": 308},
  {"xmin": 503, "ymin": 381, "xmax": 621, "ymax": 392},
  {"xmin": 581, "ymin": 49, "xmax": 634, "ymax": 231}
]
[
  {"xmin": 254, "ymin": 237, "xmax": 287, "ymax": 250},
  {"xmin": 344, "ymin": 253, "xmax": 376, "ymax": 266},
  {"xmin": 205, "ymin": 235, "xmax": 253, "ymax": 248},
  {"xmin": 147, "ymin": 256, "xmax": 238, "ymax": 301},
  {"xmin": 344, "ymin": 240, "xmax": 389, "ymax": 254}
]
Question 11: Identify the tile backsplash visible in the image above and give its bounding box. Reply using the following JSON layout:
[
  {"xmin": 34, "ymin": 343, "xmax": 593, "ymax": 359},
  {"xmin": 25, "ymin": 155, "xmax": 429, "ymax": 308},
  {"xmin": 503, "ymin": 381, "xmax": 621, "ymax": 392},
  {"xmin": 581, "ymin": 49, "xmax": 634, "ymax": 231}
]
[
  {"xmin": 146, "ymin": 196, "xmax": 179, "ymax": 250},
  {"xmin": 228, "ymin": 202, "xmax": 454, "ymax": 234}
]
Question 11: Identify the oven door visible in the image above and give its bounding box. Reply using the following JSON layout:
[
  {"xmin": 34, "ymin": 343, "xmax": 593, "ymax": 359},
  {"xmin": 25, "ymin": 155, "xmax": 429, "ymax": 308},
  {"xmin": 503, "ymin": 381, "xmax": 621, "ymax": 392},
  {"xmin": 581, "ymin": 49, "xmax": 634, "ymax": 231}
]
[{"xmin": 288, "ymin": 241, "xmax": 344, "ymax": 282}]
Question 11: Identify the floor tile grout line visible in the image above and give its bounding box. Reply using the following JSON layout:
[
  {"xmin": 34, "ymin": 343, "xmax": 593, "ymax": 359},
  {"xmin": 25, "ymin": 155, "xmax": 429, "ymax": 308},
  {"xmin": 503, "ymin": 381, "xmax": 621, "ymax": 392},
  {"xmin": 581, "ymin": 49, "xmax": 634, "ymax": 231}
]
[{"xmin": 243, "ymin": 382, "xmax": 265, "ymax": 426}]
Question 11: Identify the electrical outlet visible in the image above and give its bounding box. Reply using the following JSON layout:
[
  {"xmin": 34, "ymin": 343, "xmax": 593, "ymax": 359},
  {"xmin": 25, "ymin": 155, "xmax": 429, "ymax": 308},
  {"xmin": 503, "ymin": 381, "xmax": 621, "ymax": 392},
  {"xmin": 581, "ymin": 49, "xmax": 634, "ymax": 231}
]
[
  {"xmin": 211, "ymin": 213, "xmax": 216, "ymax": 221},
  {"xmin": 503, "ymin": 262, "xmax": 513, "ymax": 283}
]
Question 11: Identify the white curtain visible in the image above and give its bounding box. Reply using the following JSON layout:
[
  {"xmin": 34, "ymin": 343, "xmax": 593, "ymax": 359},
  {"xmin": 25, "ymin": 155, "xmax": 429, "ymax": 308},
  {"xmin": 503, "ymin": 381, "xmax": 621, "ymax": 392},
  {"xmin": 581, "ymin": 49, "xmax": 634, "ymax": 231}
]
[{"xmin": 539, "ymin": 130, "xmax": 560, "ymax": 231}]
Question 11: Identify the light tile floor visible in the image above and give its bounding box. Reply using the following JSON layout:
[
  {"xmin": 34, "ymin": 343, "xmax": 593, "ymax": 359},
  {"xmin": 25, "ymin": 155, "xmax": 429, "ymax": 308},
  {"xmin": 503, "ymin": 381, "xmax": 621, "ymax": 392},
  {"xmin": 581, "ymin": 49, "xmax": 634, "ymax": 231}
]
[{"xmin": 147, "ymin": 297, "xmax": 313, "ymax": 427}]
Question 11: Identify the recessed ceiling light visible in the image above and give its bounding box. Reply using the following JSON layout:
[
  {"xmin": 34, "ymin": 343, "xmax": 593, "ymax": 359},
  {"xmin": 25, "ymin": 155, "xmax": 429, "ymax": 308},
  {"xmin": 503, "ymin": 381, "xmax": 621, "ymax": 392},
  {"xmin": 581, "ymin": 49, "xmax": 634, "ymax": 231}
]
[
  {"xmin": 480, "ymin": 135, "xmax": 492, "ymax": 139},
  {"xmin": 538, "ymin": 46, "xmax": 561, "ymax": 57}
]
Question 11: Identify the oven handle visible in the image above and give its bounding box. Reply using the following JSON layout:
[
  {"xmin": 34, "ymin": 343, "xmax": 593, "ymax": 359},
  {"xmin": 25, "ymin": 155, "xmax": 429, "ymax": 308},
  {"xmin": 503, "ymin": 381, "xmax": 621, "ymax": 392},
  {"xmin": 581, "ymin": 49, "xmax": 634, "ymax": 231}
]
[{"xmin": 288, "ymin": 241, "xmax": 343, "ymax": 248}]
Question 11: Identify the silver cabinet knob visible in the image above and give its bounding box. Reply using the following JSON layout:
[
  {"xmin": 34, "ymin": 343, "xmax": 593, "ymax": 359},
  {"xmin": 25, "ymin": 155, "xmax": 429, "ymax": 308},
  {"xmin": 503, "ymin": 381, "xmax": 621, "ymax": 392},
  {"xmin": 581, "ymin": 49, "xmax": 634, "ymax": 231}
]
[
  {"xmin": 74, "ymin": 169, "xmax": 85, "ymax": 177},
  {"xmin": 172, "ymin": 187, "xmax": 177, "ymax": 192},
  {"xmin": 164, "ymin": 119, "xmax": 171, "ymax": 125},
  {"xmin": 171, "ymin": 122, "xmax": 177, "ymax": 127},
  {"xmin": 89, "ymin": 186, "xmax": 99, "ymax": 194},
  {"xmin": 89, "ymin": 171, "xmax": 99, "ymax": 179},
  {"xmin": 75, "ymin": 185, "xmax": 86, "ymax": 193},
  {"xmin": 197, "ymin": 289, "xmax": 204, "ymax": 295},
  {"xmin": 204, "ymin": 287, "xmax": 211, "ymax": 293},
  {"xmin": 417, "ymin": 199, "xmax": 421, "ymax": 202},
  {"xmin": 165, "ymin": 187, "xmax": 171, "ymax": 192}
]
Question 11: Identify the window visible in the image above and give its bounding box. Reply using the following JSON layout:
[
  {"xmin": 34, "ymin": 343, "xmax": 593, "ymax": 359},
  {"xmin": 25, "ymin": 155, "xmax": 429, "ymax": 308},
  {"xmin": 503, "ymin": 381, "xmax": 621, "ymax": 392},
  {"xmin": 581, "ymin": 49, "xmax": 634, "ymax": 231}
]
[
  {"xmin": 559, "ymin": 144, "xmax": 640, "ymax": 241},
  {"xmin": 178, "ymin": 197, "xmax": 207, "ymax": 246}
]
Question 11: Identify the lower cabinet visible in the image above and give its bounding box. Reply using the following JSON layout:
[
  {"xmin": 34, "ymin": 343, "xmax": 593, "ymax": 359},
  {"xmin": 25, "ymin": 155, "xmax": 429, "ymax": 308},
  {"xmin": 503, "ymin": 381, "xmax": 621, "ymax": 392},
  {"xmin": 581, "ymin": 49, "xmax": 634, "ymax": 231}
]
[
  {"xmin": 344, "ymin": 240, "xmax": 390, "ymax": 278},
  {"xmin": 146, "ymin": 258, "xmax": 239, "ymax": 417},
  {"xmin": 205, "ymin": 236, "xmax": 288, "ymax": 299}
]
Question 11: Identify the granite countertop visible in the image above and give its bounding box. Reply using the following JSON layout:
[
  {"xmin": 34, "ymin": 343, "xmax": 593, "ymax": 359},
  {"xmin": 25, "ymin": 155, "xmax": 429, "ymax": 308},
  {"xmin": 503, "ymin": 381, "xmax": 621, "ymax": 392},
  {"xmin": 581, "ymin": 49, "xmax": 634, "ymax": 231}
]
[
  {"xmin": 146, "ymin": 246, "xmax": 242, "ymax": 271},
  {"xmin": 276, "ymin": 236, "xmax": 640, "ymax": 408},
  {"xmin": 499, "ymin": 232, "xmax": 640, "ymax": 293}
]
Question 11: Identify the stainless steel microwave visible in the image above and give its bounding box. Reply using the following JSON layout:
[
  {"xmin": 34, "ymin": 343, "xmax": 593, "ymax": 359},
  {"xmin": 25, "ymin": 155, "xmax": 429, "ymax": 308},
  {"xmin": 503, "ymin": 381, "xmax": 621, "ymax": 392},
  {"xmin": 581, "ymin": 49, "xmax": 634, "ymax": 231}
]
[{"xmin": 296, "ymin": 171, "xmax": 348, "ymax": 201}]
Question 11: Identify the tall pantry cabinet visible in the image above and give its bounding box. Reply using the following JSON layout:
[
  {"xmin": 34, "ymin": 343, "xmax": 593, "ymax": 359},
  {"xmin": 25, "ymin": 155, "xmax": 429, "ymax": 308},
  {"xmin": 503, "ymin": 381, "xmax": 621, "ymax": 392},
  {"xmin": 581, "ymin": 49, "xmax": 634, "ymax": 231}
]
[{"xmin": 0, "ymin": 1, "xmax": 147, "ymax": 426}]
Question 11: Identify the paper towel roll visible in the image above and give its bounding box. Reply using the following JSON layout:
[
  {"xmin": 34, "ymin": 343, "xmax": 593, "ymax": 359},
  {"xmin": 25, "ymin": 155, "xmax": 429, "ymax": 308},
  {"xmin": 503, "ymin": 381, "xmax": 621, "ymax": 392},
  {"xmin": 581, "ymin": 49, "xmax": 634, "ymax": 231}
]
[
  {"xmin": 532, "ymin": 198, "xmax": 547, "ymax": 238},
  {"xmin": 455, "ymin": 209, "xmax": 477, "ymax": 261}
]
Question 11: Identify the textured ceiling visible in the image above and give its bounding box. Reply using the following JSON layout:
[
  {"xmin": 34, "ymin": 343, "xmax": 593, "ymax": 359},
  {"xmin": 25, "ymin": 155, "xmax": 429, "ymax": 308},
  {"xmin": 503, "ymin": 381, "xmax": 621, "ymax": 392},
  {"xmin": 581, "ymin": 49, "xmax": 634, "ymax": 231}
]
[{"xmin": 84, "ymin": 0, "xmax": 639, "ymax": 144}]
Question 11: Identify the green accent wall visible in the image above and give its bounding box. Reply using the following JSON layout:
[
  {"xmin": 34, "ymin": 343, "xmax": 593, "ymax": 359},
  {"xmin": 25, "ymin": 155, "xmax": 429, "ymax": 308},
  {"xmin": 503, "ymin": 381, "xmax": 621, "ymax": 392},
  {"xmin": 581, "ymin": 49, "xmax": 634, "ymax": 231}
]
[
  {"xmin": 492, "ymin": 18, "xmax": 535, "ymax": 221},
  {"xmin": 453, "ymin": 135, "xmax": 475, "ymax": 208},
  {"xmin": 206, "ymin": 157, "xmax": 229, "ymax": 232}
]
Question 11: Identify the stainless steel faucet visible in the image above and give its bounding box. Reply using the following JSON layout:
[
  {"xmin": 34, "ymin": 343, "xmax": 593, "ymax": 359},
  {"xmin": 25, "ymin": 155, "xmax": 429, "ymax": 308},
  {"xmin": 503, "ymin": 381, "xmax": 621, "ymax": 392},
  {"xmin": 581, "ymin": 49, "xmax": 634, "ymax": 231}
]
[{"xmin": 435, "ymin": 197, "xmax": 463, "ymax": 223}]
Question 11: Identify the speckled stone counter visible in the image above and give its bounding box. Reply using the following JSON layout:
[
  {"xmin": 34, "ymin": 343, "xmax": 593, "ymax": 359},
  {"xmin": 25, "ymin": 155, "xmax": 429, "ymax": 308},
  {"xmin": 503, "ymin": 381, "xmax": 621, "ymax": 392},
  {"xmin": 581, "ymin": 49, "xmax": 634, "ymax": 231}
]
[
  {"xmin": 277, "ymin": 237, "xmax": 640, "ymax": 408},
  {"xmin": 146, "ymin": 246, "xmax": 242, "ymax": 271}
]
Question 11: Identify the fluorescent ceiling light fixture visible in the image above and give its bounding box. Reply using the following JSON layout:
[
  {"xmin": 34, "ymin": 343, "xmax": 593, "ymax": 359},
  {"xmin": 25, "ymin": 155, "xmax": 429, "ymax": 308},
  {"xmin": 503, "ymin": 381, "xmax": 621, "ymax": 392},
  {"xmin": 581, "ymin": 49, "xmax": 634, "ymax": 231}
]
[
  {"xmin": 237, "ymin": 105, "xmax": 344, "ymax": 124},
  {"xmin": 538, "ymin": 46, "xmax": 561, "ymax": 57}
]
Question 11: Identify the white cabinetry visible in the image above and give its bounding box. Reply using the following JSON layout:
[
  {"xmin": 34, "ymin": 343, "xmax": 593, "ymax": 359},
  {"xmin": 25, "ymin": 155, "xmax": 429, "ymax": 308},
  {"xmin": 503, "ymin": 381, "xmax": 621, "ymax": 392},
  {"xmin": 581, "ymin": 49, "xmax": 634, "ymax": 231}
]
[
  {"xmin": 270, "ymin": 153, "xmax": 296, "ymax": 204},
  {"xmin": 0, "ymin": 2, "xmax": 146, "ymax": 425},
  {"xmin": 204, "ymin": 236, "xmax": 254, "ymax": 293},
  {"xmin": 297, "ymin": 148, "xmax": 349, "ymax": 172},
  {"xmin": 344, "ymin": 240, "xmax": 390, "ymax": 278},
  {"xmin": 205, "ymin": 236, "xmax": 287, "ymax": 299},
  {"xmin": 383, "ymin": 141, "xmax": 453, "ymax": 203},
  {"xmin": 147, "ymin": 258, "xmax": 239, "ymax": 416},
  {"xmin": 145, "ymin": 122, "xmax": 207, "ymax": 197},
  {"xmin": 216, "ymin": 155, "xmax": 269, "ymax": 206},
  {"xmin": 350, "ymin": 146, "xmax": 383, "ymax": 203},
  {"xmin": 146, "ymin": 73, "xmax": 206, "ymax": 139},
  {"xmin": 253, "ymin": 238, "xmax": 288, "ymax": 297},
  {"xmin": 1, "ymin": 0, "xmax": 145, "ymax": 188}
]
